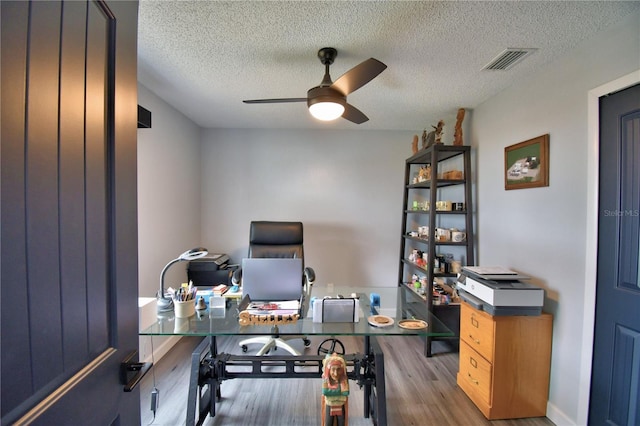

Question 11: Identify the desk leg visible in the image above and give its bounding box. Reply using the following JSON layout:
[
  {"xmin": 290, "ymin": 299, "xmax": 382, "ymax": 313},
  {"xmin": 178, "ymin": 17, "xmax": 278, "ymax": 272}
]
[
  {"xmin": 372, "ymin": 337, "xmax": 387, "ymax": 426},
  {"xmin": 363, "ymin": 336, "xmax": 387, "ymax": 426},
  {"xmin": 363, "ymin": 336, "xmax": 371, "ymax": 418},
  {"xmin": 186, "ymin": 336, "xmax": 218, "ymax": 425}
]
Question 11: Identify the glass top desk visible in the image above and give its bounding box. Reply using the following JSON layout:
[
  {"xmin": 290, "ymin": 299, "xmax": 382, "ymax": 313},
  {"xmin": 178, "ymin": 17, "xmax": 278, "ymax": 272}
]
[{"xmin": 140, "ymin": 286, "xmax": 454, "ymax": 425}]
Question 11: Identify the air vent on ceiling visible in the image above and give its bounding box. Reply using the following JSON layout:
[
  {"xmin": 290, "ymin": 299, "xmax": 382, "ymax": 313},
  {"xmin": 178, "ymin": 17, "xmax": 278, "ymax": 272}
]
[{"xmin": 483, "ymin": 48, "xmax": 537, "ymax": 71}]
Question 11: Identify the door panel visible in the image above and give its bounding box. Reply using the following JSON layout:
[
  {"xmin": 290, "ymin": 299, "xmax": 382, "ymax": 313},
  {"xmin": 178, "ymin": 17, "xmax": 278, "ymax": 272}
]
[
  {"xmin": 1, "ymin": 0, "xmax": 32, "ymax": 412},
  {"xmin": 85, "ymin": 0, "xmax": 110, "ymax": 357},
  {"xmin": 26, "ymin": 0, "xmax": 65, "ymax": 390},
  {"xmin": 590, "ymin": 83, "xmax": 640, "ymax": 425},
  {"xmin": 1, "ymin": 1, "xmax": 139, "ymax": 424},
  {"xmin": 59, "ymin": 0, "xmax": 90, "ymax": 370}
]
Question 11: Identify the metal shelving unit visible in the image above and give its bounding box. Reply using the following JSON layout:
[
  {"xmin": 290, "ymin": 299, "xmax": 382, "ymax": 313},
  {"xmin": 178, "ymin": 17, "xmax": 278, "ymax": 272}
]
[{"xmin": 397, "ymin": 144, "xmax": 475, "ymax": 356}]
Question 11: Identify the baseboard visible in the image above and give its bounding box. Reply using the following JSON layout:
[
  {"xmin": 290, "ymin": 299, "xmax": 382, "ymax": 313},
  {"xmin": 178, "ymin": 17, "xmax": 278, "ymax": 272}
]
[
  {"xmin": 142, "ymin": 335, "xmax": 182, "ymax": 364},
  {"xmin": 546, "ymin": 401, "xmax": 576, "ymax": 426}
]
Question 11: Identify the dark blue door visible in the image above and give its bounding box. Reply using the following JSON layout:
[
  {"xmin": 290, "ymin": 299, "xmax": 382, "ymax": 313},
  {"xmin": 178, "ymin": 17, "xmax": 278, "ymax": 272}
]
[
  {"xmin": 590, "ymin": 83, "xmax": 640, "ymax": 425},
  {"xmin": 1, "ymin": 1, "xmax": 139, "ymax": 423}
]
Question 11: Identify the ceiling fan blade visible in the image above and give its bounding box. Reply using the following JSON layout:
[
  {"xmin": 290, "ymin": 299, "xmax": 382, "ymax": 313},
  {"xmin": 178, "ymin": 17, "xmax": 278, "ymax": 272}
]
[
  {"xmin": 243, "ymin": 98, "xmax": 307, "ymax": 104},
  {"xmin": 331, "ymin": 58, "xmax": 387, "ymax": 96},
  {"xmin": 342, "ymin": 103, "xmax": 369, "ymax": 124}
]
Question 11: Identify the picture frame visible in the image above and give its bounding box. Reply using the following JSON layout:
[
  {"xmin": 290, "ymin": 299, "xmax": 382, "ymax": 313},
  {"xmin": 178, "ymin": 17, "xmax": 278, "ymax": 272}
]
[{"xmin": 504, "ymin": 134, "xmax": 549, "ymax": 190}]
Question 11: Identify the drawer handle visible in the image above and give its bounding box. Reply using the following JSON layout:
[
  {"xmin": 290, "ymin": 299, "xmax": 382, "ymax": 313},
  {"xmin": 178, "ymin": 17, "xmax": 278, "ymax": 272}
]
[
  {"xmin": 469, "ymin": 357, "xmax": 477, "ymax": 368},
  {"xmin": 468, "ymin": 334, "xmax": 480, "ymax": 344},
  {"xmin": 470, "ymin": 316, "xmax": 479, "ymax": 328},
  {"xmin": 467, "ymin": 373, "xmax": 479, "ymax": 385}
]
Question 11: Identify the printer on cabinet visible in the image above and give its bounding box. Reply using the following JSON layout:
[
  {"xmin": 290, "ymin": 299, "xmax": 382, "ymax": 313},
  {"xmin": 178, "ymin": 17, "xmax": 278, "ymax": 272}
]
[{"xmin": 456, "ymin": 266, "xmax": 544, "ymax": 316}]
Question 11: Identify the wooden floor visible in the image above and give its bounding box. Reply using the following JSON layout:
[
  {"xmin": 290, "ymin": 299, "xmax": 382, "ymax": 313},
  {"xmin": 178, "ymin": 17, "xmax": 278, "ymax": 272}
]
[{"xmin": 140, "ymin": 335, "xmax": 555, "ymax": 426}]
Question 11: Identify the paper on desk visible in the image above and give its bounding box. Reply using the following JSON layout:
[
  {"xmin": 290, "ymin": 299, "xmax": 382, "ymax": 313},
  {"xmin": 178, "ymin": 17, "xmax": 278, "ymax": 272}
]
[
  {"xmin": 245, "ymin": 300, "xmax": 300, "ymax": 315},
  {"xmin": 246, "ymin": 309, "xmax": 299, "ymax": 316},
  {"xmin": 248, "ymin": 300, "xmax": 300, "ymax": 310}
]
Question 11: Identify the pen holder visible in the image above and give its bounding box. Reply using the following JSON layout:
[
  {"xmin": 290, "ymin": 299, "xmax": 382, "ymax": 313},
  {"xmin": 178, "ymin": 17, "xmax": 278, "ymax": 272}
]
[{"xmin": 174, "ymin": 300, "xmax": 195, "ymax": 318}]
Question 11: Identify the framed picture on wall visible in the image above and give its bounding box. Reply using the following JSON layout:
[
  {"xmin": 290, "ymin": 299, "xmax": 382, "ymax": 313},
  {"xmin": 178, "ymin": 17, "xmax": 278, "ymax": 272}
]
[{"xmin": 504, "ymin": 134, "xmax": 549, "ymax": 190}]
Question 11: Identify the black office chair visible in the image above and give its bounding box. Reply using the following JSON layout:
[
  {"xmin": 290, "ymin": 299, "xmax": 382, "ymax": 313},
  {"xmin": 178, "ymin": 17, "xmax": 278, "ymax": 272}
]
[{"xmin": 232, "ymin": 221, "xmax": 315, "ymax": 355}]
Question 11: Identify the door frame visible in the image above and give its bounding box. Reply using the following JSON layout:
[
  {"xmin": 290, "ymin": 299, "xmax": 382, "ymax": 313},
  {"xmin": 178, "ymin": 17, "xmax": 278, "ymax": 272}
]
[{"xmin": 578, "ymin": 69, "xmax": 640, "ymax": 425}]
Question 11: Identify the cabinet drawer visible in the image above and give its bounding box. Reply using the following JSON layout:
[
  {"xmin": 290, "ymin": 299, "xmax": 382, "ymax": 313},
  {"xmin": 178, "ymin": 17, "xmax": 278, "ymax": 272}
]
[
  {"xmin": 459, "ymin": 340, "xmax": 492, "ymax": 405},
  {"xmin": 460, "ymin": 302, "xmax": 495, "ymax": 362}
]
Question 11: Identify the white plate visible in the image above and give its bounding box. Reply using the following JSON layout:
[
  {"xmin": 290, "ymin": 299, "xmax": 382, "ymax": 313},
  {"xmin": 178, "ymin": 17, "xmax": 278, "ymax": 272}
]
[{"xmin": 367, "ymin": 315, "xmax": 394, "ymax": 328}]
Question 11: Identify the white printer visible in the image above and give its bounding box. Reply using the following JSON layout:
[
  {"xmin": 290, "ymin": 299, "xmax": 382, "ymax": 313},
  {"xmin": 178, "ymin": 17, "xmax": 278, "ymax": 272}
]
[{"xmin": 456, "ymin": 266, "xmax": 544, "ymax": 315}]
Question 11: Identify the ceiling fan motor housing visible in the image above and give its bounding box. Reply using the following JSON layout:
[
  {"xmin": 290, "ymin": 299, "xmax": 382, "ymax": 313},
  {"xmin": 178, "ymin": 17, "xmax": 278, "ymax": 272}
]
[{"xmin": 307, "ymin": 86, "xmax": 346, "ymax": 108}]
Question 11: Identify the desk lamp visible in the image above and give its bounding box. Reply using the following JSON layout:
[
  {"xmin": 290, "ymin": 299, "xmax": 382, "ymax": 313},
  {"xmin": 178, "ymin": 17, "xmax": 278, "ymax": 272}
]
[{"xmin": 157, "ymin": 247, "xmax": 208, "ymax": 312}]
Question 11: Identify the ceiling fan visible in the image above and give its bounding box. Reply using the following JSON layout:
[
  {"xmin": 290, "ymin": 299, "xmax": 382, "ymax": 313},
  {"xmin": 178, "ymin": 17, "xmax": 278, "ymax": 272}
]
[{"xmin": 243, "ymin": 47, "xmax": 387, "ymax": 124}]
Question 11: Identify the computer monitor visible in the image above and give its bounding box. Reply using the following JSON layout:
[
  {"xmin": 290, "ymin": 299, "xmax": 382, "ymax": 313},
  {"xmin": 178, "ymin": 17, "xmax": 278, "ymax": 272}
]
[{"xmin": 241, "ymin": 258, "xmax": 303, "ymax": 301}]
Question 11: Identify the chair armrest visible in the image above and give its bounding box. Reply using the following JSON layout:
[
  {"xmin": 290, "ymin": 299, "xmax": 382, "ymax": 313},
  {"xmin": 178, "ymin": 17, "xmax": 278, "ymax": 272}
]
[{"xmin": 232, "ymin": 268, "xmax": 242, "ymax": 285}]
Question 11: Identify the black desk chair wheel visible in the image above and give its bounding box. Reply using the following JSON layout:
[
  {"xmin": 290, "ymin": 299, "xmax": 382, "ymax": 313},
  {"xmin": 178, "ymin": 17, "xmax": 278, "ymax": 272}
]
[{"xmin": 317, "ymin": 338, "xmax": 345, "ymax": 356}]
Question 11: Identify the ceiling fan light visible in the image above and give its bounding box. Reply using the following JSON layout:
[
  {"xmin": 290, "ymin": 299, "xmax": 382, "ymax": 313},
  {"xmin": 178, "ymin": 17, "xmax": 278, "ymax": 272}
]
[{"xmin": 309, "ymin": 101, "xmax": 345, "ymax": 121}]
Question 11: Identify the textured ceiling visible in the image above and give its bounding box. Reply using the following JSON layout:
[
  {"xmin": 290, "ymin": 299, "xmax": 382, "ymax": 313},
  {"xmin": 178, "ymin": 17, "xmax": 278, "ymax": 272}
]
[{"xmin": 137, "ymin": 1, "xmax": 639, "ymax": 131}]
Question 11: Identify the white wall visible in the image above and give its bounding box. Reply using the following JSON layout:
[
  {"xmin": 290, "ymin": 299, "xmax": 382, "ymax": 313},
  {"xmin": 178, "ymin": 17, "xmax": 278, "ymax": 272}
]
[
  {"xmin": 137, "ymin": 83, "xmax": 203, "ymax": 360},
  {"xmin": 199, "ymin": 128, "xmax": 418, "ymax": 288},
  {"xmin": 470, "ymin": 11, "xmax": 640, "ymax": 425}
]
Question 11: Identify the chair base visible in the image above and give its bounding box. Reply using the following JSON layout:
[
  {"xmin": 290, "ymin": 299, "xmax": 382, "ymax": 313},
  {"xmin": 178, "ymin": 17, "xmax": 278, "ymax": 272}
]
[{"xmin": 239, "ymin": 335, "xmax": 311, "ymax": 356}]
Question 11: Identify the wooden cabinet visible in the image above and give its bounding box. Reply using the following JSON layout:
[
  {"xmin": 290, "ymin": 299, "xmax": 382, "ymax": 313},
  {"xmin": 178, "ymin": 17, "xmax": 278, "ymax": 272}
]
[
  {"xmin": 397, "ymin": 145, "xmax": 474, "ymax": 356},
  {"xmin": 457, "ymin": 302, "xmax": 553, "ymax": 419}
]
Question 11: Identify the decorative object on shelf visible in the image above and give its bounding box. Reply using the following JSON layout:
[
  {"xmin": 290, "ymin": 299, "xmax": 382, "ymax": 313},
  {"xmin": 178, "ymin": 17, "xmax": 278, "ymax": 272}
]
[
  {"xmin": 451, "ymin": 231, "xmax": 466, "ymax": 242},
  {"xmin": 454, "ymin": 108, "xmax": 465, "ymax": 146},
  {"xmin": 504, "ymin": 134, "xmax": 549, "ymax": 190},
  {"xmin": 442, "ymin": 170, "xmax": 463, "ymax": 180},
  {"xmin": 418, "ymin": 165, "xmax": 431, "ymax": 182},
  {"xmin": 436, "ymin": 228, "xmax": 451, "ymax": 242},
  {"xmin": 321, "ymin": 353, "xmax": 349, "ymax": 426},
  {"xmin": 412, "ymin": 134, "xmax": 419, "ymax": 154},
  {"xmin": 435, "ymin": 200, "xmax": 452, "ymax": 211},
  {"xmin": 434, "ymin": 120, "xmax": 444, "ymax": 144},
  {"xmin": 424, "ymin": 127, "xmax": 435, "ymax": 148}
]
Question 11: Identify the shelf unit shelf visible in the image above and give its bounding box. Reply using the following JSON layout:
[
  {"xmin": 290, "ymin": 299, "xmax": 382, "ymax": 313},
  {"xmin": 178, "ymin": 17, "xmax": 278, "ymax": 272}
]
[{"xmin": 397, "ymin": 144, "xmax": 475, "ymax": 357}]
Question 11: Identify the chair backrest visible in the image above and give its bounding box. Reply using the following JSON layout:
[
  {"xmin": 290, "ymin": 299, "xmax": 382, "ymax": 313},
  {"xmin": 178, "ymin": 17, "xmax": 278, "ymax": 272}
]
[{"xmin": 248, "ymin": 221, "xmax": 304, "ymax": 266}]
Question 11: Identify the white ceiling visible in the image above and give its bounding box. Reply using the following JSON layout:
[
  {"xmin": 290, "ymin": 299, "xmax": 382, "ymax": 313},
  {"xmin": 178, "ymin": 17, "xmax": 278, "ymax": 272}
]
[{"xmin": 137, "ymin": 1, "xmax": 639, "ymax": 131}]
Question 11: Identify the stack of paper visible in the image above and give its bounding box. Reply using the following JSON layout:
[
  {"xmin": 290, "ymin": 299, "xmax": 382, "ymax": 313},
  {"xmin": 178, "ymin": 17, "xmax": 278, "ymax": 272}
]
[
  {"xmin": 212, "ymin": 284, "xmax": 228, "ymax": 296},
  {"xmin": 246, "ymin": 300, "xmax": 300, "ymax": 315}
]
